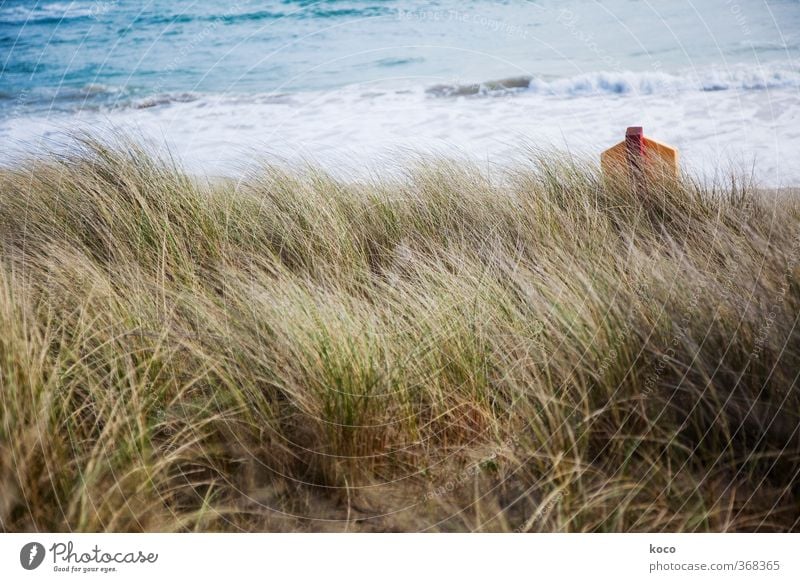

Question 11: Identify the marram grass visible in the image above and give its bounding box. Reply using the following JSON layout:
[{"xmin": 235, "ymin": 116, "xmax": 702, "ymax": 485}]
[{"xmin": 0, "ymin": 138, "xmax": 798, "ymax": 532}]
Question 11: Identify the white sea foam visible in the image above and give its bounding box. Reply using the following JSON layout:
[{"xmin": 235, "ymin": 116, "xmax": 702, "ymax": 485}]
[
  {"xmin": 1, "ymin": 65, "xmax": 798, "ymax": 186},
  {"xmin": 0, "ymin": 2, "xmax": 98, "ymax": 24},
  {"xmin": 427, "ymin": 65, "xmax": 800, "ymax": 98}
]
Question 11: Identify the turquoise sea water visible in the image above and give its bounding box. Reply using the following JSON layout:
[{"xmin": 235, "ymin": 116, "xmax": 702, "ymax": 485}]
[{"xmin": 1, "ymin": 1, "xmax": 799, "ymax": 182}]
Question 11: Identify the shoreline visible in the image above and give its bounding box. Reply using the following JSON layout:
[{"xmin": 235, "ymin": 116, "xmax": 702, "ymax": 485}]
[{"xmin": 2, "ymin": 62, "xmax": 799, "ymax": 186}]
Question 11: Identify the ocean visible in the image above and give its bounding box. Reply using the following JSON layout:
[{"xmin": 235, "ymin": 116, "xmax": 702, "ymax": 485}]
[{"xmin": 1, "ymin": 0, "xmax": 798, "ymax": 184}]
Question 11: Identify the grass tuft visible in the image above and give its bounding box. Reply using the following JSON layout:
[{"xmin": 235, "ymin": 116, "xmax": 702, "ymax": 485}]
[{"xmin": 1, "ymin": 137, "xmax": 798, "ymax": 531}]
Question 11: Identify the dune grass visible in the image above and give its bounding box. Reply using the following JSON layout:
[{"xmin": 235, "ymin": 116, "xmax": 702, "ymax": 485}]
[{"xmin": 0, "ymin": 138, "xmax": 798, "ymax": 532}]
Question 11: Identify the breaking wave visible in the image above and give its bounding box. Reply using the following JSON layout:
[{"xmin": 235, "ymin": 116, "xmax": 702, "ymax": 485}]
[{"xmin": 427, "ymin": 66, "xmax": 800, "ymax": 98}]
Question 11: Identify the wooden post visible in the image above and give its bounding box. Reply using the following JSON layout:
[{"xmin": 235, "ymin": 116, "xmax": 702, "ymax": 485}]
[{"xmin": 625, "ymin": 126, "xmax": 646, "ymax": 194}]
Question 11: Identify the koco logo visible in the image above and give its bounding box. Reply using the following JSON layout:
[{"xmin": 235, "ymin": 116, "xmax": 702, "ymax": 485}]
[{"xmin": 20, "ymin": 542, "xmax": 46, "ymax": 570}]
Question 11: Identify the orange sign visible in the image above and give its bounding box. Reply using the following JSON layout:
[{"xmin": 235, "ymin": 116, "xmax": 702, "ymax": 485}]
[{"xmin": 601, "ymin": 127, "xmax": 679, "ymax": 184}]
